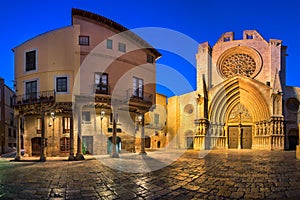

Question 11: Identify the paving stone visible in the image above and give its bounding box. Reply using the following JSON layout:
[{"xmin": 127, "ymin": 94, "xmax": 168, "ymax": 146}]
[
  {"xmin": 230, "ymin": 191, "xmax": 244, "ymax": 199},
  {"xmin": 0, "ymin": 150, "xmax": 300, "ymax": 199},
  {"xmin": 286, "ymin": 190, "xmax": 300, "ymax": 198}
]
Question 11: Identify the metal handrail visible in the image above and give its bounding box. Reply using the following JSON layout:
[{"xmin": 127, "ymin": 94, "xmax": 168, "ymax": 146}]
[{"xmin": 14, "ymin": 90, "xmax": 56, "ymax": 106}]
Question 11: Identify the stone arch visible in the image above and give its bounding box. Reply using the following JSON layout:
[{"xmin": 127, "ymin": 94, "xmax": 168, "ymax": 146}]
[
  {"xmin": 209, "ymin": 76, "xmax": 270, "ymax": 124},
  {"xmin": 185, "ymin": 130, "xmax": 194, "ymax": 137}
]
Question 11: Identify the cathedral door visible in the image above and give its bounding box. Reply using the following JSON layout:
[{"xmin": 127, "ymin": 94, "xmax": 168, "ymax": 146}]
[
  {"xmin": 228, "ymin": 126, "xmax": 238, "ymax": 148},
  {"xmin": 241, "ymin": 126, "xmax": 252, "ymax": 149}
]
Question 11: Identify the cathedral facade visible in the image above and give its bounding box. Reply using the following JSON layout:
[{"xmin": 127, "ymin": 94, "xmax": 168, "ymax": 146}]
[{"xmin": 167, "ymin": 30, "xmax": 300, "ymax": 150}]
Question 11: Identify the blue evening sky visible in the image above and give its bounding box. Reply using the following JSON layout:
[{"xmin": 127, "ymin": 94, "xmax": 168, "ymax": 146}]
[{"xmin": 1, "ymin": 0, "xmax": 299, "ymax": 97}]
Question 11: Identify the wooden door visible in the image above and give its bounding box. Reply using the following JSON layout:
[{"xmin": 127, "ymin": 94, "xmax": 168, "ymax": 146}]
[
  {"xmin": 228, "ymin": 126, "xmax": 238, "ymax": 149},
  {"xmin": 241, "ymin": 126, "xmax": 252, "ymax": 149},
  {"xmin": 31, "ymin": 137, "xmax": 41, "ymax": 156}
]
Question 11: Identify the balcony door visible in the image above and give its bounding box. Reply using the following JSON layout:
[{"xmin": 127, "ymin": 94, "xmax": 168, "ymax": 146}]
[
  {"xmin": 25, "ymin": 80, "xmax": 37, "ymax": 100},
  {"xmin": 95, "ymin": 73, "xmax": 108, "ymax": 94},
  {"xmin": 133, "ymin": 77, "xmax": 144, "ymax": 99}
]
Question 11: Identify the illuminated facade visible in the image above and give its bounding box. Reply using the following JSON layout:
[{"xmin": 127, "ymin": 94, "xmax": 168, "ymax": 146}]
[
  {"xmin": 167, "ymin": 30, "xmax": 300, "ymax": 151},
  {"xmin": 13, "ymin": 8, "xmax": 161, "ymax": 160}
]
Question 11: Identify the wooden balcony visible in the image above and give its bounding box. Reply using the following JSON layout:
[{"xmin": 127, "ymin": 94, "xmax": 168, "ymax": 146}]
[{"xmin": 14, "ymin": 90, "xmax": 56, "ymax": 106}]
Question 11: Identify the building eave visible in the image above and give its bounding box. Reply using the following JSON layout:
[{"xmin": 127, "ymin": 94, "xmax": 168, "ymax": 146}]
[{"xmin": 72, "ymin": 8, "xmax": 161, "ymax": 58}]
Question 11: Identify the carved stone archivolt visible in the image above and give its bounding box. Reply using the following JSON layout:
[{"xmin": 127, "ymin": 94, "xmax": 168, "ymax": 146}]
[
  {"xmin": 217, "ymin": 46, "xmax": 263, "ymax": 79},
  {"xmin": 228, "ymin": 103, "xmax": 252, "ymax": 123}
]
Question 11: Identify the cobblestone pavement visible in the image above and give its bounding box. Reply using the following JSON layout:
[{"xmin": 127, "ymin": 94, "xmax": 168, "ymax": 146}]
[{"xmin": 1, "ymin": 150, "xmax": 300, "ymax": 199}]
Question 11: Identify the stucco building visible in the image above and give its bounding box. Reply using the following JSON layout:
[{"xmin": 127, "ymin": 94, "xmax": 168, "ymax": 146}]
[
  {"xmin": 13, "ymin": 8, "xmax": 161, "ymax": 160},
  {"xmin": 167, "ymin": 30, "xmax": 300, "ymax": 151},
  {"xmin": 0, "ymin": 78, "xmax": 17, "ymax": 154}
]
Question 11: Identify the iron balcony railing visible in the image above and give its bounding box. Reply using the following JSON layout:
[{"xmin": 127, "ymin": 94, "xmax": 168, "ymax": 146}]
[
  {"xmin": 93, "ymin": 87, "xmax": 154, "ymax": 105},
  {"xmin": 93, "ymin": 84, "xmax": 110, "ymax": 95},
  {"xmin": 126, "ymin": 88, "xmax": 153, "ymax": 104},
  {"xmin": 14, "ymin": 90, "xmax": 56, "ymax": 106}
]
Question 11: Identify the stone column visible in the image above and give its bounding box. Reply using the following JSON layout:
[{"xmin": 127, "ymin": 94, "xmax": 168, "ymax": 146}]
[
  {"xmin": 15, "ymin": 114, "xmax": 21, "ymax": 161},
  {"xmin": 139, "ymin": 113, "xmax": 147, "ymax": 155},
  {"xmin": 76, "ymin": 107, "xmax": 84, "ymax": 160},
  {"xmin": 68, "ymin": 113, "xmax": 75, "ymax": 161},
  {"xmin": 111, "ymin": 110, "xmax": 119, "ymax": 158},
  {"xmin": 224, "ymin": 125, "xmax": 228, "ymax": 149},
  {"xmin": 238, "ymin": 124, "xmax": 242, "ymax": 149},
  {"xmin": 40, "ymin": 113, "xmax": 46, "ymax": 162}
]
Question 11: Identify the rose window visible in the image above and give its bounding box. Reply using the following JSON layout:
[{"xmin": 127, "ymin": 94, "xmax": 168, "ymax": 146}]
[{"xmin": 220, "ymin": 53, "xmax": 256, "ymax": 78}]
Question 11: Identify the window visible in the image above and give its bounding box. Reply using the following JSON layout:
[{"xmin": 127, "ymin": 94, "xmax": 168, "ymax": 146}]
[
  {"xmin": 37, "ymin": 118, "xmax": 42, "ymax": 134},
  {"xmin": 110, "ymin": 113, "xmax": 113, "ymax": 124},
  {"xmin": 13, "ymin": 129, "xmax": 16, "ymax": 138},
  {"xmin": 82, "ymin": 111, "xmax": 91, "ymax": 122},
  {"xmin": 79, "ymin": 35, "xmax": 89, "ymax": 46},
  {"xmin": 246, "ymin": 34, "xmax": 253, "ymax": 39},
  {"xmin": 133, "ymin": 77, "xmax": 144, "ymax": 99},
  {"xmin": 223, "ymin": 37, "xmax": 230, "ymax": 42},
  {"xmin": 95, "ymin": 73, "xmax": 108, "ymax": 94},
  {"xmin": 63, "ymin": 117, "xmax": 70, "ymax": 133},
  {"xmin": 25, "ymin": 50, "xmax": 36, "ymax": 71},
  {"xmin": 118, "ymin": 42, "xmax": 126, "ymax": 52},
  {"xmin": 60, "ymin": 137, "xmax": 70, "ymax": 153},
  {"xmin": 25, "ymin": 80, "xmax": 37, "ymax": 100},
  {"xmin": 154, "ymin": 113, "xmax": 159, "ymax": 126},
  {"xmin": 56, "ymin": 77, "xmax": 68, "ymax": 93},
  {"xmin": 20, "ymin": 117, "xmax": 24, "ymax": 130},
  {"xmin": 10, "ymin": 112, "xmax": 14, "ymax": 125},
  {"xmin": 107, "ymin": 39, "xmax": 113, "ymax": 49},
  {"xmin": 147, "ymin": 54, "xmax": 154, "ymax": 63},
  {"xmin": 8, "ymin": 128, "xmax": 12, "ymax": 137},
  {"xmin": 10, "ymin": 97, "xmax": 13, "ymax": 108}
]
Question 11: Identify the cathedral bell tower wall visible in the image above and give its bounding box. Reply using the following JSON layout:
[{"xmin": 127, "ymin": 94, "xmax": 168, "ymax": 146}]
[{"xmin": 196, "ymin": 42, "xmax": 212, "ymax": 91}]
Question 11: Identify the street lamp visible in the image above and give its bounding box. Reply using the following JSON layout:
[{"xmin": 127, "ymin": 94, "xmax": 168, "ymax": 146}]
[
  {"xmin": 100, "ymin": 110, "xmax": 105, "ymax": 134},
  {"xmin": 137, "ymin": 115, "xmax": 142, "ymax": 123}
]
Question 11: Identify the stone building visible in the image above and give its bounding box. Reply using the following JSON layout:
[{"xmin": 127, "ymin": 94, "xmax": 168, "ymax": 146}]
[
  {"xmin": 167, "ymin": 30, "xmax": 300, "ymax": 150},
  {"xmin": 0, "ymin": 78, "xmax": 17, "ymax": 154},
  {"xmin": 13, "ymin": 8, "xmax": 161, "ymax": 160}
]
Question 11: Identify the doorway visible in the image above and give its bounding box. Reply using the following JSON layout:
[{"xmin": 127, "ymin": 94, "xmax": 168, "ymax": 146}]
[
  {"xmin": 31, "ymin": 137, "xmax": 41, "ymax": 156},
  {"xmin": 289, "ymin": 136, "xmax": 299, "ymax": 150},
  {"xmin": 241, "ymin": 126, "xmax": 252, "ymax": 149},
  {"xmin": 228, "ymin": 126, "xmax": 252, "ymax": 149},
  {"xmin": 107, "ymin": 136, "xmax": 121, "ymax": 154},
  {"xmin": 145, "ymin": 136, "xmax": 151, "ymax": 148},
  {"xmin": 187, "ymin": 137, "xmax": 194, "ymax": 149},
  {"xmin": 82, "ymin": 136, "xmax": 93, "ymax": 154},
  {"xmin": 228, "ymin": 126, "xmax": 238, "ymax": 149}
]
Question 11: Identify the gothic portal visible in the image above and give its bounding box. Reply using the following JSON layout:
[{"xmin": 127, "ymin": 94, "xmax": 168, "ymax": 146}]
[{"xmin": 167, "ymin": 30, "xmax": 300, "ymax": 150}]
